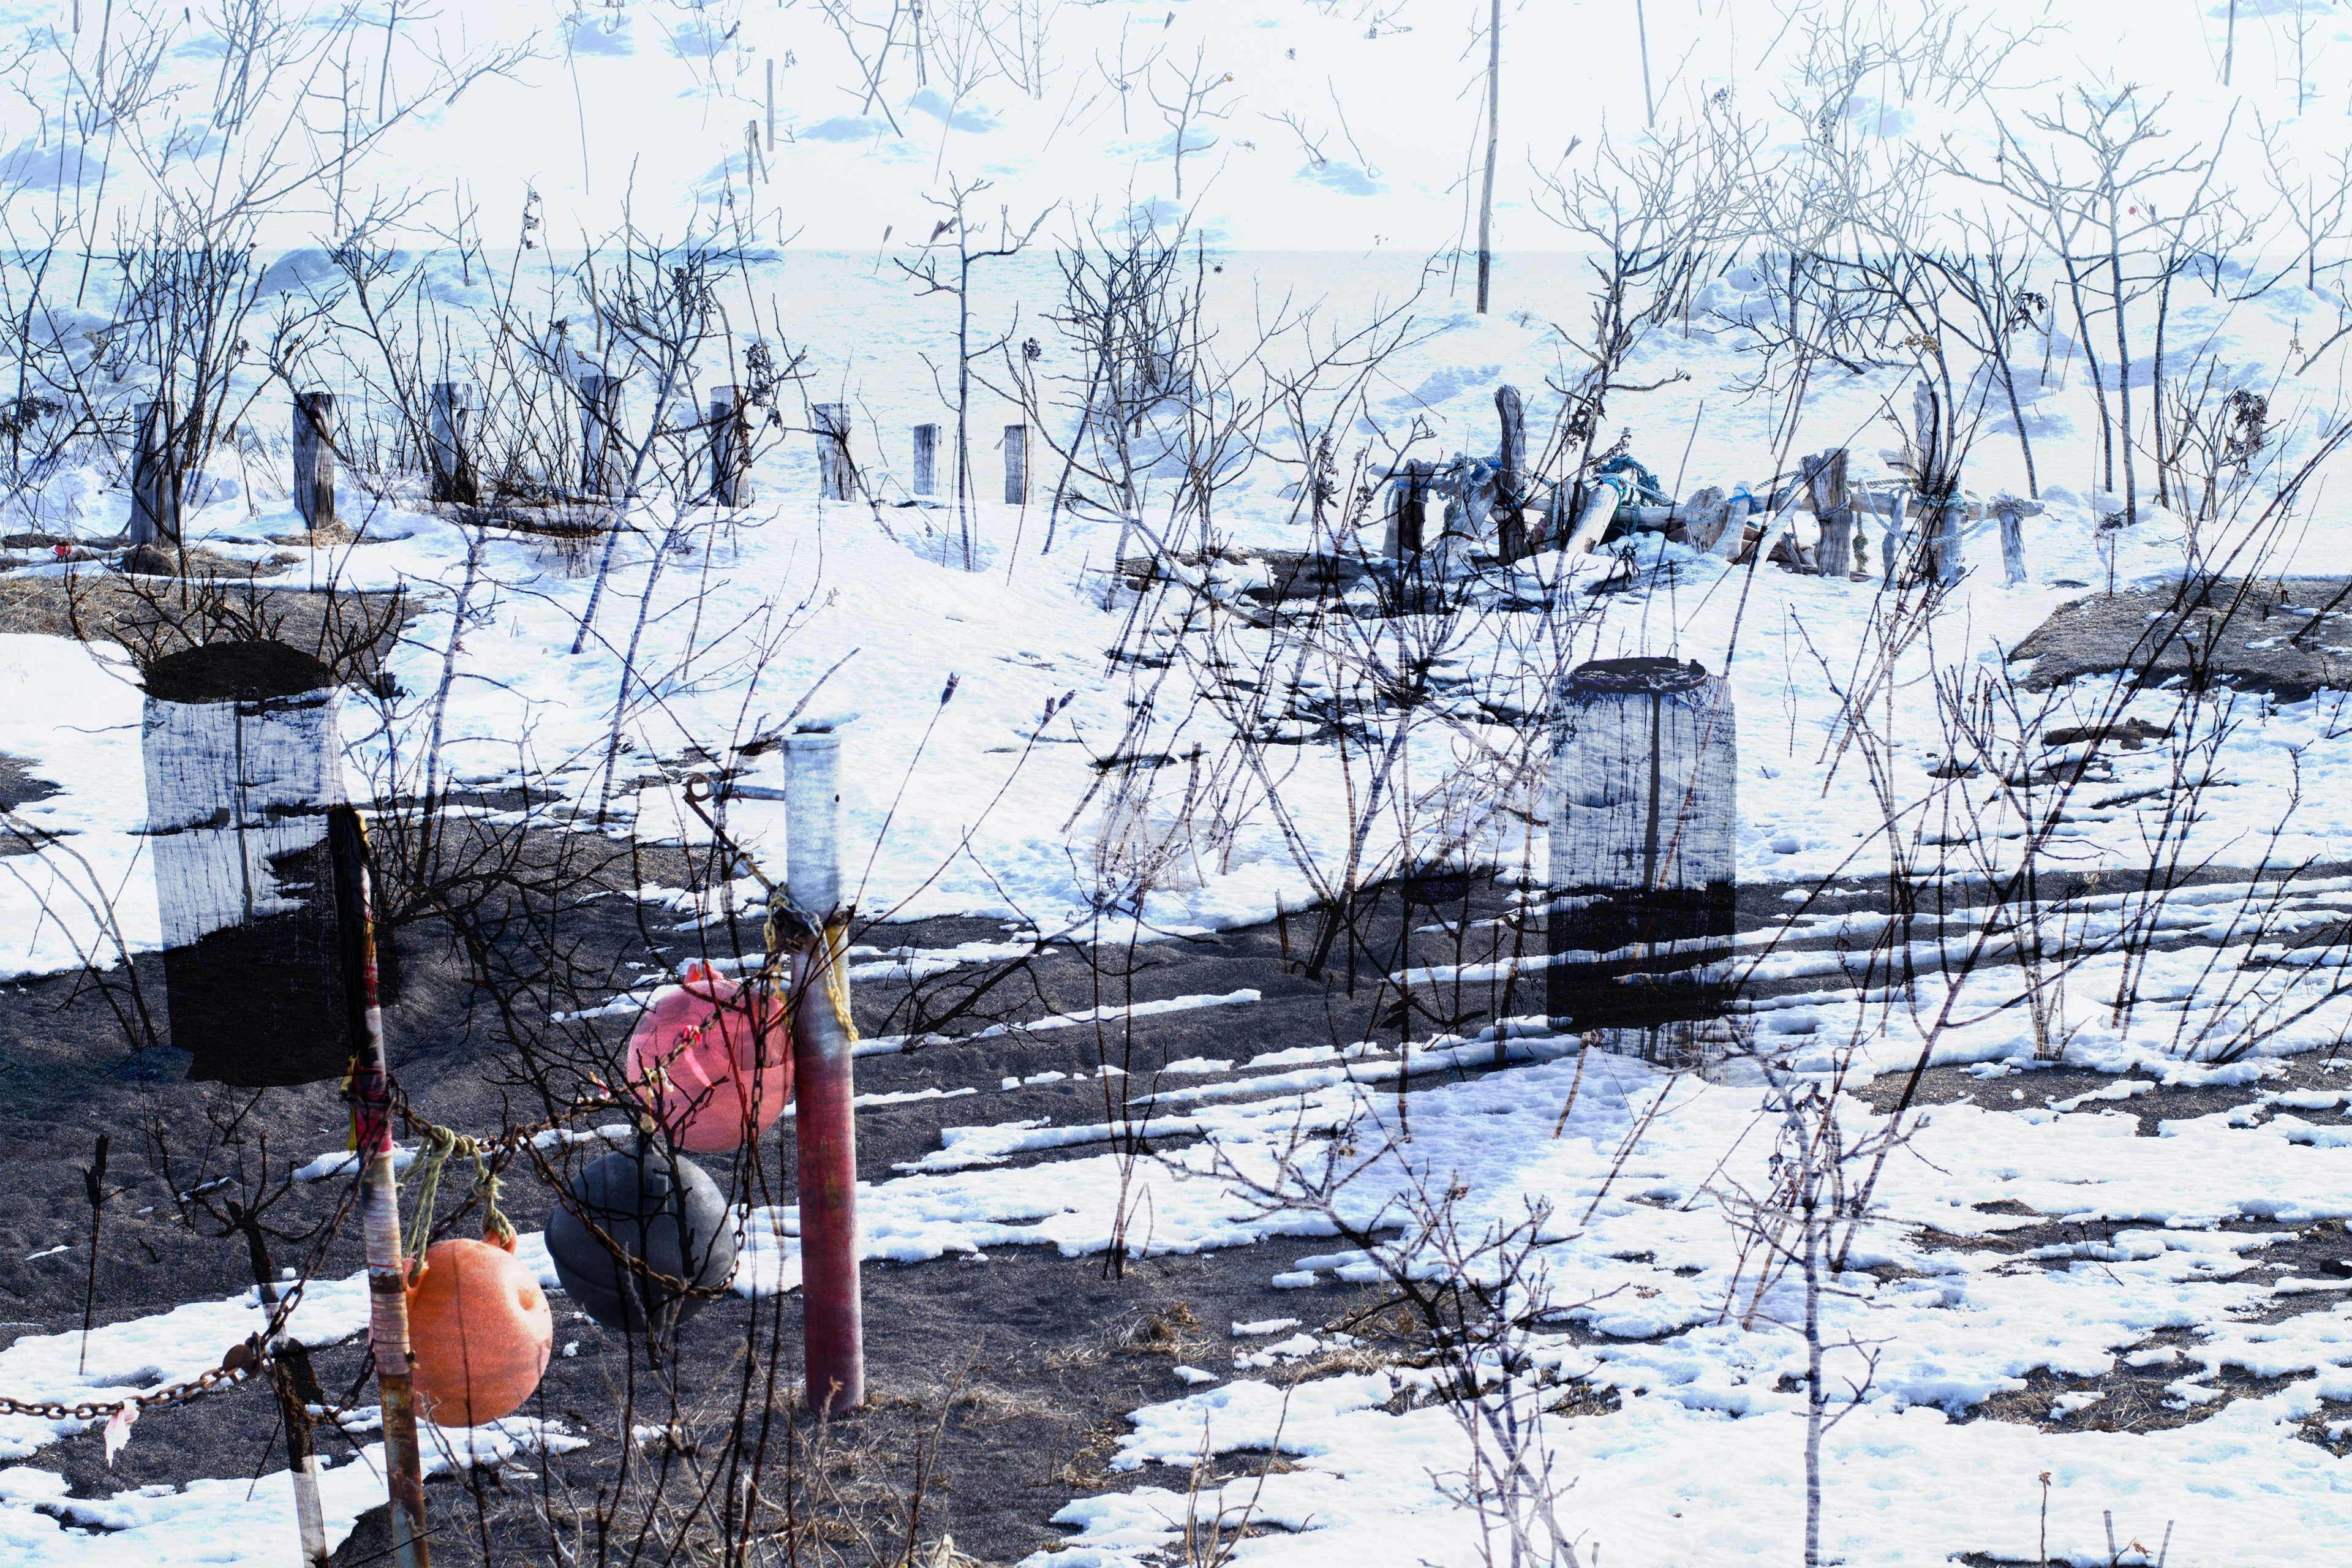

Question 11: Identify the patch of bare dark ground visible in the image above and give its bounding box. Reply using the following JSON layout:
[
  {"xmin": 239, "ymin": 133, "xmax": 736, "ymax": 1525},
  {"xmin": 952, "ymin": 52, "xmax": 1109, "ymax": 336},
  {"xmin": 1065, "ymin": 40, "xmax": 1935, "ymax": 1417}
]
[
  {"xmin": 2007, "ymin": 574, "xmax": 2352, "ymax": 701},
  {"xmin": 0, "ymin": 826, "xmax": 1572, "ymax": 1564}
]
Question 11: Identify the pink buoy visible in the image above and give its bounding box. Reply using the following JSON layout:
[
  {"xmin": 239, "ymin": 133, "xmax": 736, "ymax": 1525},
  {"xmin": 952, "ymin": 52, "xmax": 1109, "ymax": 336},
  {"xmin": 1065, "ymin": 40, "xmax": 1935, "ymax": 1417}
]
[{"xmin": 625, "ymin": 962, "xmax": 792, "ymax": 1152}]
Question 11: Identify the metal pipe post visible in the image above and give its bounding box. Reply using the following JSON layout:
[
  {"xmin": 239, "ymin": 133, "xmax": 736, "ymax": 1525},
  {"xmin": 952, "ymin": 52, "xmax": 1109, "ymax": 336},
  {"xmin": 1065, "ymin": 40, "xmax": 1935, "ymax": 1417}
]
[{"xmin": 783, "ymin": 727, "xmax": 862, "ymax": 1414}]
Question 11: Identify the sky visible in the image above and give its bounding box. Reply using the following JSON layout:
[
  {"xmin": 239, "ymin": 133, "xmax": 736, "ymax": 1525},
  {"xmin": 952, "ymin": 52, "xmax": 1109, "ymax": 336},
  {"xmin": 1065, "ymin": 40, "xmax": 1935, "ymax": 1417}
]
[{"xmin": 7, "ymin": 1, "xmax": 2352, "ymax": 262}]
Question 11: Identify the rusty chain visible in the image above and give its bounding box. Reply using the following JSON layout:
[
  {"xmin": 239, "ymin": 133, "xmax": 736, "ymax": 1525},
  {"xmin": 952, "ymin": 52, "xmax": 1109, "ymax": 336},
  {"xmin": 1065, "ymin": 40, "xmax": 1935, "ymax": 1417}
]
[{"xmin": 0, "ymin": 1333, "xmax": 270, "ymax": 1423}]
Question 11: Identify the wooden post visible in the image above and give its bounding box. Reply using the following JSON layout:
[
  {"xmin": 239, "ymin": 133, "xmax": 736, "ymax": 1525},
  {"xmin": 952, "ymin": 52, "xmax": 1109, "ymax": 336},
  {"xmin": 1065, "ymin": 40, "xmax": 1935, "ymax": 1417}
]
[
  {"xmin": 1994, "ymin": 495, "xmax": 2040, "ymax": 586},
  {"xmin": 1801, "ymin": 449, "xmax": 1848, "ymax": 516},
  {"xmin": 1546, "ymin": 658, "xmax": 1738, "ymax": 1066},
  {"xmin": 143, "ymin": 643, "xmax": 356, "ymax": 1087},
  {"xmin": 1494, "ymin": 384, "xmax": 1526, "ymax": 559},
  {"xmin": 293, "ymin": 393, "xmax": 334, "ymax": 533},
  {"xmin": 784, "ymin": 725, "xmax": 862, "ymax": 1415},
  {"xmin": 1817, "ymin": 511, "xmax": 1854, "ymax": 578},
  {"xmin": 580, "ymin": 373, "xmax": 622, "ymax": 495},
  {"xmin": 1934, "ymin": 497, "xmax": 1966, "ymax": 584},
  {"xmin": 1389, "ymin": 462, "xmax": 1431, "ymax": 559},
  {"xmin": 815, "ymin": 403, "xmax": 855, "ymax": 500},
  {"xmin": 128, "ymin": 400, "xmax": 177, "ymax": 548},
  {"xmin": 1880, "ymin": 492, "xmax": 1907, "ymax": 586},
  {"xmin": 1003, "ymin": 423, "xmax": 1028, "ymax": 506},
  {"xmin": 913, "ymin": 423, "xmax": 939, "ymax": 496},
  {"xmin": 706, "ymin": 385, "xmax": 750, "ymax": 507},
  {"xmin": 428, "ymin": 382, "xmax": 475, "ymax": 505},
  {"xmin": 1708, "ymin": 492, "xmax": 1752, "ymax": 559},
  {"xmin": 329, "ymin": 807, "xmax": 432, "ymax": 1568}
]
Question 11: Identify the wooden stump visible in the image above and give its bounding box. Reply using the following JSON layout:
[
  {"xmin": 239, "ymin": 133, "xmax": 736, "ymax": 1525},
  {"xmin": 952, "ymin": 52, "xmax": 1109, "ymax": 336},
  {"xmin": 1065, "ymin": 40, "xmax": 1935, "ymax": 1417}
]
[
  {"xmin": 1546, "ymin": 657, "xmax": 1739, "ymax": 1065},
  {"xmin": 1932, "ymin": 497, "xmax": 1965, "ymax": 584},
  {"xmin": 1003, "ymin": 423, "xmax": 1028, "ymax": 505},
  {"xmin": 143, "ymin": 643, "xmax": 358, "ymax": 1087},
  {"xmin": 1387, "ymin": 461, "xmax": 1433, "ymax": 558},
  {"xmin": 815, "ymin": 403, "xmax": 856, "ymax": 500},
  {"xmin": 1994, "ymin": 494, "xmax": 2040, "ymax": 586},
  {"xmin": 1816, "ymin": 510, "xmax": 1854, "ymax": 578},
  {"xmin": 707, "ymin": 385, "xmax": 750, "ymax": 507},
  {"xmin": 1801, "ymin": 449, "xmax": 1848, "ymax": 516},
  {"xmin": 129, "ymin": 400, "xmax": 178, "ymax": 548},
  {"xmin": 293, "ymin": 392, "xmax": 335, "ymax": 532},
  {"xmin": 429, "ymin": 382, "xmax": 477, "ymax": 504},
  {"xmin": 1494, "ymin": 385, "xmax": 1526, "ymax": 559},
  {"xmin": 913, "ymin": 423, "xmax": 939, "ymax": 497},
  {"xmin": 580, "ymin": 373, "xmax": 622, "ymax": 495}
]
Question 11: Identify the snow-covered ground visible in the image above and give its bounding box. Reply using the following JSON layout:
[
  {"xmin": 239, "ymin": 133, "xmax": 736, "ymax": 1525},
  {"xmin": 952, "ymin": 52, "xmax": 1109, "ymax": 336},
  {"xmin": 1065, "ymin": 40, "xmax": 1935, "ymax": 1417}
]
[{"xmin": 9, "ymin": 0, "xmax": 2352, "ymax": 1562}]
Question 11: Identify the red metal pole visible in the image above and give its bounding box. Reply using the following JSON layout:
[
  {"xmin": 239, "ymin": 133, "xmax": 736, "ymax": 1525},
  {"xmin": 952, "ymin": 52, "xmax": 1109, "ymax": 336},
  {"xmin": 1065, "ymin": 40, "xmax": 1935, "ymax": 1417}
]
[
  {"xmin": 331, "ymin": 808, "xmax": 432, "ymax": 1566},
  {"xmin": 783, "ymin": 729, "xmax": 862, "ymax": 1414}
]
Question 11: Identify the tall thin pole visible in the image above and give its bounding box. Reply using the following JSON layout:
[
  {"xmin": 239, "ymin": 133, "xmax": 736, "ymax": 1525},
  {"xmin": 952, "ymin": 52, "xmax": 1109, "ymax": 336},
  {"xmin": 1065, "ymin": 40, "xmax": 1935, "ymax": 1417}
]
[
  {"xmin": 1635, "ymin": 0, "xmax": 1656, "ymax": 127},
  {"xmin": 331, "ymin": 808, "xmax": 431, "ymax": 1568},
  {"xmin": 1476, "ymin": 0, "xmax": 1500, "ymax": 314}
]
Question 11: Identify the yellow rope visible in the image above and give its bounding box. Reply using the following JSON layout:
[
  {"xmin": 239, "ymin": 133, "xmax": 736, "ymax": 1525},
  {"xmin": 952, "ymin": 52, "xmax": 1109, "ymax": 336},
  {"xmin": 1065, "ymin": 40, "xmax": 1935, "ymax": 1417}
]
[
  {"xmin": 399, "ymin": 1121, "xmax": 518, "ymax": 1264},
  {"xmin": 820, "ymin": 921, "xmax": 859, "ymax": 1044}
]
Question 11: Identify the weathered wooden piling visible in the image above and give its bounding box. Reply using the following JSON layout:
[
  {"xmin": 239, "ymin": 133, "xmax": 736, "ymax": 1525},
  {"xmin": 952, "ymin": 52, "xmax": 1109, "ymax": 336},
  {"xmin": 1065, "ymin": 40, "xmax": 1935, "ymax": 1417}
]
[
  {"xmin": 815, "ymin": 403, "xmax": 856, "ymax": 500},
  {"xmin": 1387, "ymin": 461, "xmax": 1434, "ymax": 558},
  {"xmin": 1994, "ymin": 495, "xmax": 2041, "ymax": 585},
  {"xmin": 1494, "ymin": 384, "xmax": 1526, "ymax": 557},
  {"xmin": 1546, "ymin": 657, "xmax": 1739, "ymax": 1065},
  {"xmin": 128, "ymin": 400, "xmax": 177, "ymax": 548},
  {"xmin": 1003, "ymin": 423, "xmax": 1028, "ymax": 506},
  {"xmin": 1933, "ymin": 497, "xmax": 1966, "ymax": 584},
  {"xmin": 913, "ymin": 423, "xmax": 939, "ymax": 496},
  {"xmin": 428, "ymin": 382, "xmax": 476, "ymax": 504},
  {"xmin": 580, "ymin": 372, "xmax": 622, "ymax": 494},
  {"xmin": 707, "ymin": 385, "xmax": 750, "ymax": 507},
  {"xmin": 293, "ymin": 393, "xmax": 335, "ymax": 532},
  {"xmin": 1804, "ymin": 450, "xmax": 1854, "ymax": 578}
]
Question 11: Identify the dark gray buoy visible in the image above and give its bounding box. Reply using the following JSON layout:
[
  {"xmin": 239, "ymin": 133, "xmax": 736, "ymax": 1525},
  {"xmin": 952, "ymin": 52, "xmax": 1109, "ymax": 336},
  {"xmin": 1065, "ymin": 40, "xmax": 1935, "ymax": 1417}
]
[{"xmin": 545, "ymin": 1142, "xmax": 737, "ymax": 1335}]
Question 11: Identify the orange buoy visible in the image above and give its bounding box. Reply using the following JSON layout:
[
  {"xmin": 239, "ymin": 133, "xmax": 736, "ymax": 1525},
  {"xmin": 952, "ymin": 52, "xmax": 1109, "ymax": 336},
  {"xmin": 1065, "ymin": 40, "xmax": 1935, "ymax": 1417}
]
[
  {"xmin": 405, "ymin": 1231, "xmax": 554, "ymax": 1428},
  {"xmin": 625, "ymin": 962, "xmax": 791, "ymax": 1152}
]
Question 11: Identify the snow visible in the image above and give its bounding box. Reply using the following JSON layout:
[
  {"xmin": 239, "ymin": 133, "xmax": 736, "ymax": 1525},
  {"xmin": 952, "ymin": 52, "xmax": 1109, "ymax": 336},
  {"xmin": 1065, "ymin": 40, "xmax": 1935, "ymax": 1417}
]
[{"xmin": 11, "ymin": 0, "xmax": 2352, "ymax": 1561}]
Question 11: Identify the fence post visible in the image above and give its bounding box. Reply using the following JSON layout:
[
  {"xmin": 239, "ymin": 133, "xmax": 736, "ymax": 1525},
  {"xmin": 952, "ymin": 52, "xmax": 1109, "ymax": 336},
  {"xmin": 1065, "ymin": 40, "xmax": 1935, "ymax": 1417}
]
[
  {"xmin": 913, "ymin": 423, "xmax": 938, "ymax": 496},
  {"xmin": 1494, "ymin": 385, "xmax": 1526, "ymax": 559},
  {"xmin": 328, "ymin": 808, "xmax": 433, "ymax": 1568},
  {"xmin": 785, "ymin": 723, "xmax": 862, "ymax": 1414},
  {"xmin": 1934, "ymin": 497, "xmax": 1966, "ymax": 584},
  {"xmin": 1388, "ymin": 461, "xmax": 1431, "ymax": 559},
  {"xmin": 129, "ymin": 400, "xmax": 177, "ymax": 548},
  {"xmin": 428, "ymin": 382, "xmax": 475, "ymax": 504},
  {"xmin": 1995, "ymin": 496, "xmax": 2034, "ymax": 585},
  {"xmin": 1003, "ymin": 423, "xmax": 1028, "ymax": 505},
  {"xmin": 815, "ymin": 403, "xmax": 856, "ymax": 499},
  {"xmin": 293, "ymin": 392, "xmax": 335, "ymax": 532},
  {"xmin": 707, "ymin": 385, "xmax": 750, "ymax": 507},
  {"xmin": 581, "ymin": 373, "xmax": 621, "ymax": 495},
  {"xmin": 1546, "ymin": 657, "xmax": 1739, "ymax": 1068}
]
